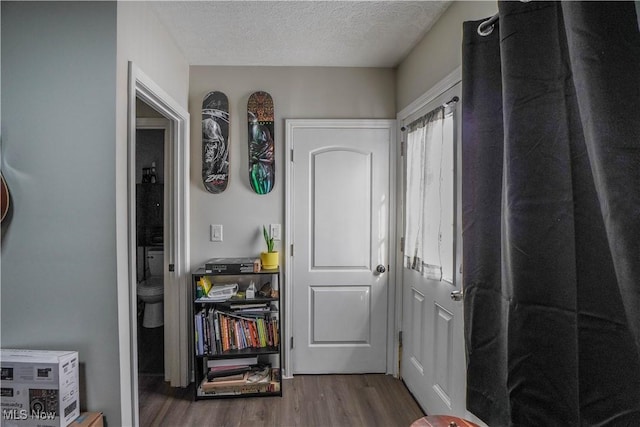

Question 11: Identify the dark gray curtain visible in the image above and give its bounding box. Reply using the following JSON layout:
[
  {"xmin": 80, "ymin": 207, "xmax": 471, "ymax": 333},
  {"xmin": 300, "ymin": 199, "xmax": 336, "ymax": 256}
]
[{"xmin": 462, "ymin": 2, "xmax": 640, "ymax": 426}]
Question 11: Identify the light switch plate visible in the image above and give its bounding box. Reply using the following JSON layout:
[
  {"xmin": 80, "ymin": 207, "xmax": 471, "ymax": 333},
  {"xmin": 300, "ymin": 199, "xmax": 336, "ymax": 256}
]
[
  {"xmin": 210, "ymin": 224, "xmax": 223, "ymax": 242},
  {"xmin": 270, "ymin": 224, "xmax": 281, "ymax": 241}
]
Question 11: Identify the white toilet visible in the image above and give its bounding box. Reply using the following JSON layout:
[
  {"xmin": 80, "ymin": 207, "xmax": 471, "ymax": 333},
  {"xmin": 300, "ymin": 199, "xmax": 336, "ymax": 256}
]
[{"xmin": 137, "ymin": 248, "xmax": 164, "ymax": 328}]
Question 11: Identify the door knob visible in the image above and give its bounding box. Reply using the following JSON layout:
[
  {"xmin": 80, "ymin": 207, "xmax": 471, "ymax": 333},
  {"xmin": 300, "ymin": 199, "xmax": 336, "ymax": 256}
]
[
  {"xmin": 450, "ymin": 290, "xmax": 464, "ymax": 301},
  {"xmin": 376, "ymin": 265, "xmax": 387, "ymax": 274}
]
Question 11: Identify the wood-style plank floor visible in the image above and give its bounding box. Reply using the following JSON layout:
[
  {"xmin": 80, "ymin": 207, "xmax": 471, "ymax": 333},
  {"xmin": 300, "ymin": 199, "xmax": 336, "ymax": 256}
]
[{"xmin": 139, "ymin": 374, "xmax": 425, "ymax": 427}]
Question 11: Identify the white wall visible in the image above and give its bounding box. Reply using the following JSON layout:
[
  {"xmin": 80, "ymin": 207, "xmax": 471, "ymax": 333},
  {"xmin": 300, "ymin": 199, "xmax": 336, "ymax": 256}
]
[
  {"xmin": 396, "ymin": 1, "xmax": 497, "ymax": 111},
  {"xmin": 188, "ymin": 66, "xmax": 395, "ymax": 269},
  {"xmin": 117, "ymin": 2, "xmax": 190, "ymax": 109},
  {"xmin": 1, "ymin": 0, "xmax": 120, "ymax": 421},
  {"xmin": 116, "ymin": 2, "xmax": 190, "ymax": 425}
]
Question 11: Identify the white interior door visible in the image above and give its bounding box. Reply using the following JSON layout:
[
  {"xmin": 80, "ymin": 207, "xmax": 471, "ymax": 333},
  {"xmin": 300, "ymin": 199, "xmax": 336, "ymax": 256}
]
[
  {"xmin": 289, "ymin": 120, "xmax": 394, "ymax": 374},
  {"xmin": 400, "ymin": 83, "xmax": 466, "ymax": 415}
]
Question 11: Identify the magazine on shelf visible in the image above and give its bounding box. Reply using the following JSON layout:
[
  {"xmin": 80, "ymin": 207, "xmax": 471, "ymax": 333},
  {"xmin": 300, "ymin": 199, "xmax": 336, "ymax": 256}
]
[{"xmin": 205, "ymin": 257, "xmax": 261, "ymax": 273}]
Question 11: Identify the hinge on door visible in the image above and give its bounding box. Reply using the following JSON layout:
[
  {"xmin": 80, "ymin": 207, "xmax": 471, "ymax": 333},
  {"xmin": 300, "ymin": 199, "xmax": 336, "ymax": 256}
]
[
  {"xmin": 290, "ymin": 336, "xmax": 294, "ymax": 349},
  {"xmin": 168, "ymin": 264, "xmax": 175, "ymax": 272},
  {"xmin": 400, "ymin": 140, "xmax": 405, "ymax": 157},
  {"xmin": 399, "ymin": 331, "xmax": 403, "ymax": 348},
  {"xmin": 291, "ymin": 149, "xmax": 294, "ymax": 162},
  {"xmin": 400, "ymin": 237, "xmax": 404, "ymax": 252},
  {"xmin": 290, "ymin": 244, "xmax": 294, "ymax": 256}
]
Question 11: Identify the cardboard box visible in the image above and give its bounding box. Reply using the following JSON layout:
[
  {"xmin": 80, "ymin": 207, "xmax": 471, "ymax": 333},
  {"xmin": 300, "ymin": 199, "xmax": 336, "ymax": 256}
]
[
  {"xmin": 69, "ymin": 412, "xmax": 103, "ymax": 427},
  {"xmin": 1, "ymin": 349, "xmax": 80, "ymax": 427}
]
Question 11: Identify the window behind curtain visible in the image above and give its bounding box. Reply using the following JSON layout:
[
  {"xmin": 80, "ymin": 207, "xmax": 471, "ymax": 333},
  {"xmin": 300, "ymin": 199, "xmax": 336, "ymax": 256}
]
[{"xmin": 404, "ymin": 106, "xmax": 455, "ymax": 283}]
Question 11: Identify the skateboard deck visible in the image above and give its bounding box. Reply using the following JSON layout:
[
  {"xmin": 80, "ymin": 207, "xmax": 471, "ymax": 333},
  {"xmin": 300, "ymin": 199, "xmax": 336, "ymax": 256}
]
[
  {"xmin": 247, "ymin": 91, "xmax": 275, "ymax": 195},
  {"xmin": 202, "ymin": 91, "xmax": 230, "ymax": 193}
]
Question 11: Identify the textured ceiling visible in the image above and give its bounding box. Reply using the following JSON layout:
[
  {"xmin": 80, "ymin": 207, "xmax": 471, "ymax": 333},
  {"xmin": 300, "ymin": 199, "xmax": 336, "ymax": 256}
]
[{"xmin": 149, "ymin": 1, "xmax": 452, "ymax": 67}]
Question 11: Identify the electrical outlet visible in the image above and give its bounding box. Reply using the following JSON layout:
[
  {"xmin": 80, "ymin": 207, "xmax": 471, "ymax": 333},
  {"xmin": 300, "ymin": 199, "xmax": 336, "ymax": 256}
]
[
  {"xmin": 210, "ymin": 224, "xmax": 223, "ymax": 242},
  {"xmin": 270, "ymin": 224, "xmax": 281, "ymax": 241}
]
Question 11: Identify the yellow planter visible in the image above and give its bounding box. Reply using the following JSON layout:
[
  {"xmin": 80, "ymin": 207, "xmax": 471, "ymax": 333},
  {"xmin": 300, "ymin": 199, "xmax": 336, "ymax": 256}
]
[{"xmin": 260, "ymin": 251, "xmax": 279, "ymax": 270}]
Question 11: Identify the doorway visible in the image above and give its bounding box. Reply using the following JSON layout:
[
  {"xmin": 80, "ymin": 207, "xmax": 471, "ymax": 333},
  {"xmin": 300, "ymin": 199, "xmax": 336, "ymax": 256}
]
[
  {"xmin": 125, "ymin": 62, "xmax": 190, "ymax": 427},
  {"xmin": 135, "ymin": 113, "xmax": 168, "ymax": 379}
]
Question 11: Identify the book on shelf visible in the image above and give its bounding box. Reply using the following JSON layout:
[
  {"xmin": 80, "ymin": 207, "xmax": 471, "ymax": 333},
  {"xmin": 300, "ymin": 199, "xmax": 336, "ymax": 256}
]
[
  {"xmin": 207, "ymin": 365, "xmax": 253, "ymax": 380},
  {"xmin": 202, "ymin": 372, "xmax": 250, "ymax": 389},
  {"xmin": 205, "ymin": 257, "xmax": 261, "ymax": 274},
  {"xmin": 199, "ymin": 381, "xmax": 280, "ymax": 396},
  {"xmin": 228, "ymin": 302, "xmax": 271, "ymax": 310},
  {"xmin": 209, "ymin": 364, "xmax": 252, "ymax": 373},
  {"xmin": 207, "ymin": 356, "xmax": 259, "ymax": 368},
  {"xmin": 210, "ymin": 372, "xmax": 246, "ymax": 382},
  {"xmin": 202, "ymin": 310, "xmax": 211, "ymax": 354},
  {"xmin": 195, "ymin": 311, "xmax": 204, "ymax": 356}
]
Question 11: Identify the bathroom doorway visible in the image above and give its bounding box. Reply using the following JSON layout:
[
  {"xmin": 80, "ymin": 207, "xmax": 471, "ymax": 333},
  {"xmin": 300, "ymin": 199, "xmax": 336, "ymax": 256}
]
[
  {"xmin": 126, "ymin": 62, "xmax": 190, "ymax": 426},
  {"xmin": 135, "ymin": 107, "xmax": 168, "ymax": 378}
]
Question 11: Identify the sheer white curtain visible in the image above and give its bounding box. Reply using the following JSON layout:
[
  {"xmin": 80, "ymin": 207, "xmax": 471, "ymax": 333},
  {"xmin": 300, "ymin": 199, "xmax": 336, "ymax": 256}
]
[{"xmin": 404, "ymin": 106, "xmax": 455, "ymax": 282}]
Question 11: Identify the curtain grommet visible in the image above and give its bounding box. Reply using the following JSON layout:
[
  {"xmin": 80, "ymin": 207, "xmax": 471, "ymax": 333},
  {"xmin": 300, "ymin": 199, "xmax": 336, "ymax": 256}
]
[
  {"xmin": 477, "ymin": 13, "xmax": 499, "ymax": 37},
  {"xmin": 477, "ymin": 23, "xmax": 494, "ymax": 36}
]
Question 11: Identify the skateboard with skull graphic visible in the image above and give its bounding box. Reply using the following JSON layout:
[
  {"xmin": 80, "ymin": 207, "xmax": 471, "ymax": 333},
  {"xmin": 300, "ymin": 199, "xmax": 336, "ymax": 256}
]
[{"xmin": 202, "ymin": 91, "xmax": 230, "ymax": 193}]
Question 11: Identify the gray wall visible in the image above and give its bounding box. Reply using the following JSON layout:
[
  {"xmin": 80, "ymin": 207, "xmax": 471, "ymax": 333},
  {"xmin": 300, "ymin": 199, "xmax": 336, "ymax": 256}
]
[
  {"xmin": 188, "ymin": 66, "xmax": 396, "ymax": 269},
  {"xmin": 1, "ymin": 1, "xmax": 121, "ymax": 423}
]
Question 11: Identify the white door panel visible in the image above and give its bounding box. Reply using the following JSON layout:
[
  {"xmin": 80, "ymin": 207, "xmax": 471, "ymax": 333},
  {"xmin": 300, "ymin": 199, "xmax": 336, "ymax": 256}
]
[
  {"xmin": 289, "ymin": 121, "xmax": 394, "ymax": 374},
  {"xmin": 433, "ymin": 303, "xmax": 454, "ymax": 407},
  {"xmin": 311, "ymin": 286, "xmax": 371, "ymax": 343},
  {"xmin": 410, "ymin": 287, "xmax": 426, "ymax": 374},
  {"xmin": 312, "ymin": 149, "xmax": 371, "ymax": 268}
]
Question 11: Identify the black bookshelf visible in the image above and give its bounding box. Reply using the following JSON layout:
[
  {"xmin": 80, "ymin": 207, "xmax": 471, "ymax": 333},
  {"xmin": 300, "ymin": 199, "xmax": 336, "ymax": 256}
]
[{"xmin": 191, "ymin": 266, "xmax": 282, "ymax": 400}]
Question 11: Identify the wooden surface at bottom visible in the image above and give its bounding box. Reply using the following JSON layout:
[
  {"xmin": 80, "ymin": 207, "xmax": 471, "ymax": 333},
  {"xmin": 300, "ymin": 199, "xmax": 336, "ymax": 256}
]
[{"xmin": 139, "ymin": 374, "xmax": 425, "ymax": 427}]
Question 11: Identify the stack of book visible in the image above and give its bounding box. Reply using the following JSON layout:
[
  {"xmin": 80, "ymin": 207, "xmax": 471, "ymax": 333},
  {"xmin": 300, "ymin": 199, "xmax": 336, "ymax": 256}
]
[
  {"xmin": 206, "ymin": 356, "xmax": 257, "ymax": 380},
  {"xmin": 194, "ymin": 309, "xmax": 279, "ymax": 356},
  {"xmin": 199, "ymin": 360, "xmax": 281, "ymax": 396}
]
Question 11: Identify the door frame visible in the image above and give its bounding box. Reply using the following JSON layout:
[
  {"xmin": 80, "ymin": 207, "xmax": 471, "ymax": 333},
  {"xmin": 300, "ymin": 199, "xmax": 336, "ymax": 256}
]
[
  {"xmin": 122, "ymin": 62, "xmax": 190, "ymax": 426},
  {"xmin": 284, "ymin": 119, "xmax": 398, "ymax": 378}
]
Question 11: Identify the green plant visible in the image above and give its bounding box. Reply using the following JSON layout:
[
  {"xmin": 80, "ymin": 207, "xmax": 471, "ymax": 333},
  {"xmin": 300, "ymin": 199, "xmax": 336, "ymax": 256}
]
[{"xmin": 262, "ymin": 225, "xmax": 275, "ymax": 253}]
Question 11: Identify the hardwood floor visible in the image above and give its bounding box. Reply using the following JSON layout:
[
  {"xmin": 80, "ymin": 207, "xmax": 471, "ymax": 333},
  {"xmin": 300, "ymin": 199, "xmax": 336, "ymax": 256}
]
[{"xmin": 138, "ymin": 374, "xmax": 425, "ymax": 427}]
